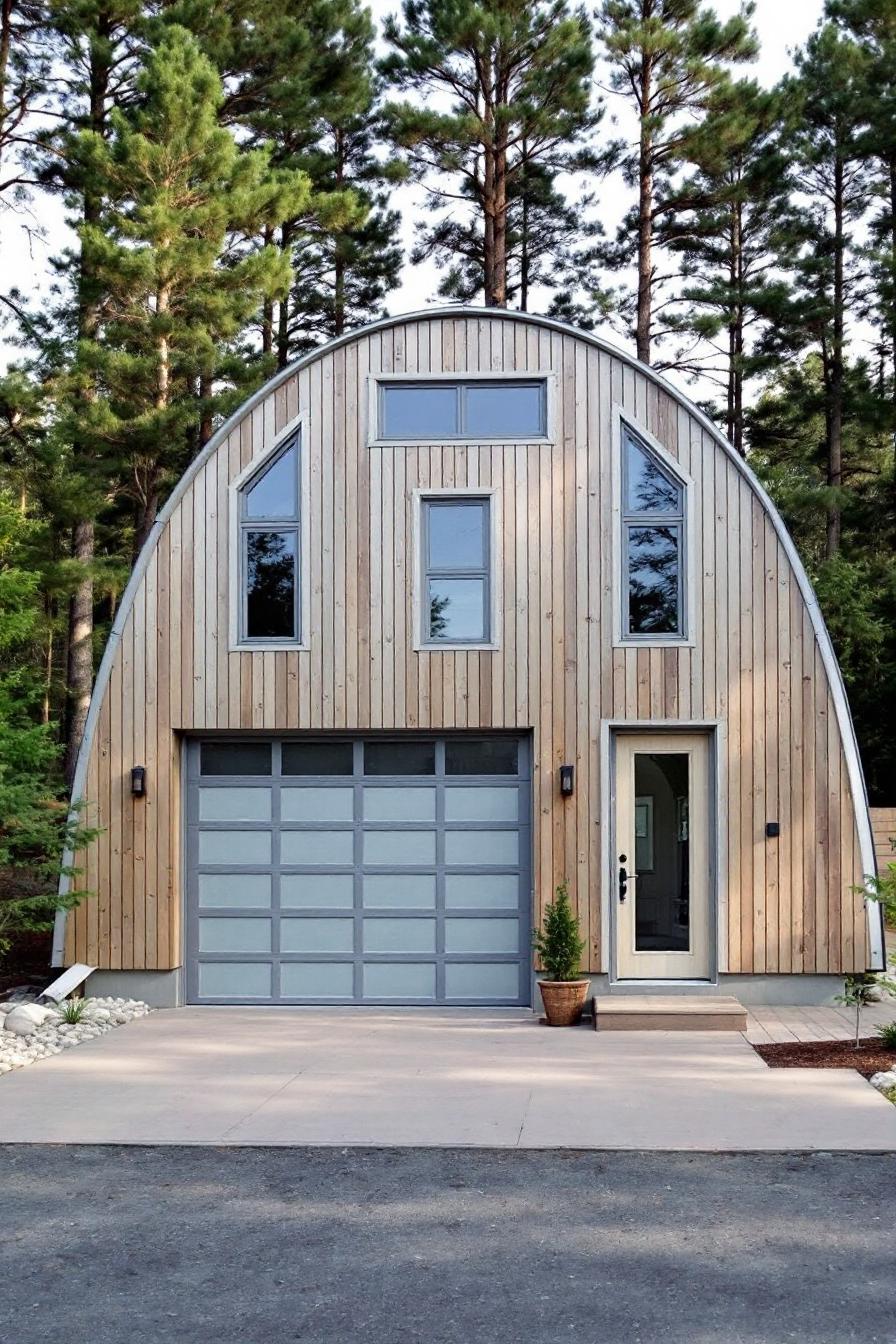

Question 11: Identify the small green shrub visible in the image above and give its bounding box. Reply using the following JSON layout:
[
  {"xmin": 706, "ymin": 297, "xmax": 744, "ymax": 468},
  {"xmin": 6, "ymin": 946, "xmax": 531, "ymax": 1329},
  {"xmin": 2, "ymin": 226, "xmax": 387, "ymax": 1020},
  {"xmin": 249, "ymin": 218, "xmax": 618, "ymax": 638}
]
[
  {"xmin": 58, "ymin": 997, "xmax": 88, "ymax": 1024},
  {"xmin": 883, "ymin": 1086, "xmax": 896, "ymax": 1106},
  {"xmin": 875, "ymin": 1021, "xmax": 896, "ymax": 1051},
  {"xmin": 532, "ymin": 881, "xmax": 585, "ymax": 982},
  {"xmin": 836, "ymin": 974, "xmax": 880, "ymax": 1047}
]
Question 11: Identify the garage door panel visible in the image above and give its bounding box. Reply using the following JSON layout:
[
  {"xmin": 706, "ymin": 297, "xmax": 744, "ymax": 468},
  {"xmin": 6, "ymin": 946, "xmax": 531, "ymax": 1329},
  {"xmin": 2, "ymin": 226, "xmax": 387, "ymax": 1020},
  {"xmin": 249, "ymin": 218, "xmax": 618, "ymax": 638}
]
[
  {"xmin": 445, "ymin": 918, "xmax": 519, "ymax": 954},
  {"xmin": 445, "ymin": 787, "xmax": 518, "ymax": 822},
  {"xmin": 363, "ymin": 787, "xmax": 436, "ymax": 821},
  {"xmin": 281, "ymin": 830, "xmax": 354, "ymax": 865},
  {"xmin": 364, "ymin": 830, "xmax": 436, "ymax": 865},
  {"xmin": 281, "ymin": 962, "xmax": 354, "ymax": 997},
  {"xmin": 199, "ymin": 918, "xmax": 272, "ymax": 954},
  {"xmin": 281, "ymin": 787, "xmax": 354, "ymax": 822},
  {"xmin": 281, "ymin": 918, "xmax": 354, "ymax": 953},
  {"xmin": 445, "ymin": 874, "xmax": 519, "ymax": 909},
  {"xmin": 199, "ymin": 830, "xmax": 271, "ymax": 865},
  {"xmin": 363, "ymin": 874, "xmax": 437, "ymax": 908},
  {"xmin": 444, "ymin": 830, "xmax": 518, "ymax": 865},
  {"xmin": 198, "ymin": 962, "xmax": 272, "ymax": 998},
  {"xmin": 445, "ymin": 963, "xmax": 520, "ymax": 999},
  {"xmin": 199, "ymin": 788, "xmax": 272, "ymax": 822},
  {"xmin": 188, "ymin": 736, "xmax": 530, "ymax": 1006},
  {"xmin": 363, "ymin": 918, "xmax": 436, "ymax": 953},
  {"xmin": 281, "ymin": 873, "xmax": 354, "ymax": 908},
  {"xmin": 363, "ymin": 963, "xmax": 436, "ymax": 998},
  {"xmin": 198, "ymin": 874, "xmax": 272, "ymax": 908}
]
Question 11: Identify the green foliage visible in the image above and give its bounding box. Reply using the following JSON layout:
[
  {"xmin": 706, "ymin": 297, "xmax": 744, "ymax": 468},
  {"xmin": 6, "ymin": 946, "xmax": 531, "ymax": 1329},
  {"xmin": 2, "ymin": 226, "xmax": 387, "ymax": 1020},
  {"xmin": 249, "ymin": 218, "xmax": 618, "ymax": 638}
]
[
  {"xmin": 532, "ymin": 881, "xmax": 585, "ymax": 982},
  {"xmin": 835, "ymin": 973, "xmax": 880, "ymax": 1047},
  {"xmin": 382, "ymin": 0, "xmax": 605, "ymax": 307},
  {"xmin": 58, "ymin": 996, "xmax": 88, "ymax": 1023},
  {"xmin": 0, "ymin": 491, "xmax": 97, "ymax": 961},
  {"xmin": 595, "ymin": 0, "xmax": 757, "ymax": 359},
  {"xmin": 874, "ymin": 1020, "xmax": 896, "ymax": 1050}
]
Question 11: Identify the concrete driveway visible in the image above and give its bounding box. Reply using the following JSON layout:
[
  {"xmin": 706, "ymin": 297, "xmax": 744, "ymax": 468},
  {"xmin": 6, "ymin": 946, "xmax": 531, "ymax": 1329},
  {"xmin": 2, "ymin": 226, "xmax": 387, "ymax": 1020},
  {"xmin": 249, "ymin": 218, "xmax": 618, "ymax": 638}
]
[{"xmin": 1, "ymin": 1007, "xmax": 895, "ymax": 1149}]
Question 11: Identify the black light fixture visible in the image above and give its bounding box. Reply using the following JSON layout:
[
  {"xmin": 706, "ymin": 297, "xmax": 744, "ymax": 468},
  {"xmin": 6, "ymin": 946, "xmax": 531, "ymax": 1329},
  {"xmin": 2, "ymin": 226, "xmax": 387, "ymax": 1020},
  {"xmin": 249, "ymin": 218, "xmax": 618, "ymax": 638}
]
[
  {"xmin": 765, "ymin": 820, "xmax": 780, "ymax": 839},
  {"xmin": 559, "ymin": 764, "xmax": 574, "ymax": 797},
  {"xmin": 131, "ymin": 766, "xmax": 146, "ymax": 798}
]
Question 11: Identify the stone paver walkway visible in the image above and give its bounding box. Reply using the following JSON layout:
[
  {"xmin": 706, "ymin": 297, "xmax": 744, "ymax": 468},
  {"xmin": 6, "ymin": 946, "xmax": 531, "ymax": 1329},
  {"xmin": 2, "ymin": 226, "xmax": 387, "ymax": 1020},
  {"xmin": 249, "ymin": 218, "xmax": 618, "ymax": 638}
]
[{"xmin": 0, "ymin": 1006, "xmax": 894, "ymax": 1150}]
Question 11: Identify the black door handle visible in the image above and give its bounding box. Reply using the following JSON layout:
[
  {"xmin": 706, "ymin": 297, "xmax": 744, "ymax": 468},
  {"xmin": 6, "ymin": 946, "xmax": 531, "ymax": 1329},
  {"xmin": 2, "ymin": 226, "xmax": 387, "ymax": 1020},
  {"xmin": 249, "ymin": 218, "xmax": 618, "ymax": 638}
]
[{"xmin": 618, "ymin": 854, "xmax": 628, "ymax": 902}]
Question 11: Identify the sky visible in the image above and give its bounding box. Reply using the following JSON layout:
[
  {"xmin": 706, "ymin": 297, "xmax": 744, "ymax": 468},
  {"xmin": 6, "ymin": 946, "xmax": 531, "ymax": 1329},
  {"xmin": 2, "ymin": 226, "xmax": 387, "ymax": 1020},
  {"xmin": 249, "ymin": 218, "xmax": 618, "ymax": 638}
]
[{"xmin": 0, "ymin": 0, "xmax": 827, "ymax": 373}]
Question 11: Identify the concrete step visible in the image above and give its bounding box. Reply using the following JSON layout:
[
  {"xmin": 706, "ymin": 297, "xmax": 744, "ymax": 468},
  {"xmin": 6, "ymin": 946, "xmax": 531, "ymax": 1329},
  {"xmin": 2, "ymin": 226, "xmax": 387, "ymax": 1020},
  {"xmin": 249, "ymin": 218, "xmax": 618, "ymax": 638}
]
[{"xmin": 592, "ymin": 995, "xmax": 747, "ymax": 1032}]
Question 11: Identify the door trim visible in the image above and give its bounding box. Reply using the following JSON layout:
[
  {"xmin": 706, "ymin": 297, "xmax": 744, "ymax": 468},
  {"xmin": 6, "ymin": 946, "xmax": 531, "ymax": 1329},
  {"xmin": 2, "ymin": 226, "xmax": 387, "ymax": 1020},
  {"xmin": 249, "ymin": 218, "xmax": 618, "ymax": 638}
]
[{"xmin": 599, "ymin": 719, "xmax": 726, "ymax": 985}]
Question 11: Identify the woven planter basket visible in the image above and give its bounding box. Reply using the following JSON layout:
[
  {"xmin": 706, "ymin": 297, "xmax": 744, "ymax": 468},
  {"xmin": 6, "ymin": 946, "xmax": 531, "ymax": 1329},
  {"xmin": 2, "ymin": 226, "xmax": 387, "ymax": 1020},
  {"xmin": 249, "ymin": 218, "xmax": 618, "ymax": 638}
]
[{"xmin": 538, "ymin": 979, "xmax": 590, "ymax": 1027}]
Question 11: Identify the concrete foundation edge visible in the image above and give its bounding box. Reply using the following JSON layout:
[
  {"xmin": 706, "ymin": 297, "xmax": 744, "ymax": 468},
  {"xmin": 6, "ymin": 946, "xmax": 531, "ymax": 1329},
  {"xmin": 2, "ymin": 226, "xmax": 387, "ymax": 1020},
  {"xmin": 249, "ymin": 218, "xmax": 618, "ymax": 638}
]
[
  {"xmin": 576, "ymin": 974, "xmax": 848, "ymax": 1007},
  {"xmin": 88, "ymin": 968, "xmax": 852, "ymax": 1011},
  {"xmin": 86, "ymin": 969, "xmax": 183, "ymax": 1008}
]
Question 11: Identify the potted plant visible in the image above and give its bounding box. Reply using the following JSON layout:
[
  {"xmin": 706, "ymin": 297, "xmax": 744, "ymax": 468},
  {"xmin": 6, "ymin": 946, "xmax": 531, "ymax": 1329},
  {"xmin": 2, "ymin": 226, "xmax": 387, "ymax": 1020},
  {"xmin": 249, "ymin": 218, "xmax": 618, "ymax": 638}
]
[{"xmin": 533, "ymin": 881, "xmax": 589, "ymax": 1026}]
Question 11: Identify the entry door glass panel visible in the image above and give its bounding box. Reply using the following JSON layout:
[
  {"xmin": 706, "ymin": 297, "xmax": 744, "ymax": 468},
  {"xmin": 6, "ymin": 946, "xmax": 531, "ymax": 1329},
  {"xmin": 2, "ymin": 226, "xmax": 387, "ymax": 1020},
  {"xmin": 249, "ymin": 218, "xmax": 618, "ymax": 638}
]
[
  {"xmin": 633, "ymin": 752, "xmax": 690, "ymax": 952},
  {"xmin": 615, "ymin": 733, "xmax": 710, "ymax": 981}
]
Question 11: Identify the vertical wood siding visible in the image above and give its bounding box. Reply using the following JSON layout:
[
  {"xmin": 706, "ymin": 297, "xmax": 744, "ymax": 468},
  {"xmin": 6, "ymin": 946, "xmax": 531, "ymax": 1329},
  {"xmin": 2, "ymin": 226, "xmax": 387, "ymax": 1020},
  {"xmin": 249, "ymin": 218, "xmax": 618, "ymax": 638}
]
[{"xmin": 65, "ymin": 314, "xmax": 869, "ymax": 973}]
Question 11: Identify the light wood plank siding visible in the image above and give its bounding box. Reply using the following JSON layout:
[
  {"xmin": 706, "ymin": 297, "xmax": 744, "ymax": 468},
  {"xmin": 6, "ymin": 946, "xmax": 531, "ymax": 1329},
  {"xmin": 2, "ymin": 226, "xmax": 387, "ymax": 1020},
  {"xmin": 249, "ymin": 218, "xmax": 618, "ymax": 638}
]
[
  {"xmin": 65, "ymin": 314, "xmax": 870, "ymax": 973},
  {"xmin": 871, "ymin": 807, "xmax": 896, "ymax": 876}
]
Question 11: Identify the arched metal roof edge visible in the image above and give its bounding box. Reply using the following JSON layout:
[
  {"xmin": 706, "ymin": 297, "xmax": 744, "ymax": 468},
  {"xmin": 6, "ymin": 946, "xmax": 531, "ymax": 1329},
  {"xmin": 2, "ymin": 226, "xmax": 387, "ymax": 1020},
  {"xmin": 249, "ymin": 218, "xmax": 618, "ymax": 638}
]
[{"xmin": 54, "ymin": 306, "xmax": 882, "ymax": 969}]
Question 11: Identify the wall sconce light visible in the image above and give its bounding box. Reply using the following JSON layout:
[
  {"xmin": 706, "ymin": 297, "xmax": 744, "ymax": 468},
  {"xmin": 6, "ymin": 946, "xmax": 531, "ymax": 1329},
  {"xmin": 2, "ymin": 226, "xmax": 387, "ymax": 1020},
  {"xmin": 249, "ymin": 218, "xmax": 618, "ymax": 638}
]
[
  {"xmin": 765, "ymin": 820, "xmax": 780, "ymax": 839},
  {"xmin": 559, "ymin": 764, "xmax": 575, "ymax": 797},
  {"xmin": 131, "ymin": 766, "xmax": 146, "ymax": 798}
]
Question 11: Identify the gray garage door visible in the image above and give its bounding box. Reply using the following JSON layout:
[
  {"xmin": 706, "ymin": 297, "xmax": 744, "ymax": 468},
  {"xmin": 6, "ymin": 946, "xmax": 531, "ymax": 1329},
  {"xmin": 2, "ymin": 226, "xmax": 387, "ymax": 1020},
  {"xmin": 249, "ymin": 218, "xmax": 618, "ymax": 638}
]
[{"xmin": 185, "ymin": 736, "xmax": 531, "ymax": 1005}]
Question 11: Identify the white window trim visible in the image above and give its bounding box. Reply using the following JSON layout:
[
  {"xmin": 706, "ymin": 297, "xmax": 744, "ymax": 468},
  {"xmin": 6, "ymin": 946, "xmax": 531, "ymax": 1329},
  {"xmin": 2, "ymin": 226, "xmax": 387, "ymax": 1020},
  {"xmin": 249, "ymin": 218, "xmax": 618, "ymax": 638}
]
[
  {"xmin": 611, "ymin": 405, "xmax": 696, "ymax": 649},
  {"xmin": 411, "ymin": 486, "xmax": 502, "ymax": 652},
  {"xmin": 367, "ymin": 371, "xmax": 556, "ymax": 447},
  {"xmin": 228, "ymin": 413, "xmax": 311, "ymax": 652}
]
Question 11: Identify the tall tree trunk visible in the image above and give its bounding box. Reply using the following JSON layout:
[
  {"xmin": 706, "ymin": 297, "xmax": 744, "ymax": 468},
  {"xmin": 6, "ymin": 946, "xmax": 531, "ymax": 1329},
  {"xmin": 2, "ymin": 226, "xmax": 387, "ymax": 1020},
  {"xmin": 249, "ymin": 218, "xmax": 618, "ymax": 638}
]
[
  {"xmin": 635, "ymin": 57, "xmax": 654, "ymax": 365},
  {"xmin": 732, "ymin": 197, "xmax": 745, "ymax": 458},
  {"xmin": 198, "ymin": 369, "xmax": 213, "ymax": 447},
  {"xmin": 277, "ymin": 223, "xmax": 291, "ymax": 369},
  {"xmin": 261, "ymin": 225, "xmax": 274, "ymax": 356},
  {"xmin": 0, "ymin": 0, "xmax": 13, "ymax": 180},
  {"xmin": 827, "ymin": 155, "xmax": 845, "ymax": 559},
  {"xmin": 64, "ymin": 15, "xmax": 115, "ymax": 787},
  {"xmin": 63, "ymin": 518, "xmax": 95, "ymax": 784}
]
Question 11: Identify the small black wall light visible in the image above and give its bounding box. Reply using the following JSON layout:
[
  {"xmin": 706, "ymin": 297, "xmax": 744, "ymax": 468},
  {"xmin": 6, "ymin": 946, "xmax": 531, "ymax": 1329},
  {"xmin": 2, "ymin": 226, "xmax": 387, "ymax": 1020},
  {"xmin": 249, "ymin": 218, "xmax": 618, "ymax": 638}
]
[
  {"xmin": 559, "ymin": 764, "xmax": 575, "ymax": 797},
  {"xmin": 131, "ymin": 766, "xmax": 146, "ymax": 798},
  {"xmin": 765, "ymin": 820, "xmax": 780, "ymax": 839}
]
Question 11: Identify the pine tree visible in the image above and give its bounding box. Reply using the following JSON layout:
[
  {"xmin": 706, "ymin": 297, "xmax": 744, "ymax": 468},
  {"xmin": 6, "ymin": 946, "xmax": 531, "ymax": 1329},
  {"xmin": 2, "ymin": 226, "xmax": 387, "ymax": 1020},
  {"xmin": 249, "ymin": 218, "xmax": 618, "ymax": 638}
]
[
  {"xmin": 829, "ymin": 0, "xmax": 896, "ymax": 467},
  {"xmin": 596, "ymin": 0, "xmax": 757, "ymax": 364},
  {"xmin": 658, "ymin": 79, "xmax": 797, "ymax": 454},
  {"xmin": 0, "ymin": 0, "xmax": 51, "ymax": 211},
  {"xmin": 72, "ymin": 25, "xmax": 314, "ymax": 549},
  {"xmin": 381, "ymin": 0, "xmax": 604, "ymax": 309},
  {"xmin": 29, "ymin": 0, "xmax": 145, "ymax": 785},
  {"xmin": 778, "ymin": 23, "xmax": 869, "ymax": 558},
  {"xmin": 171, "ymin": 0, "xmax": 390, "ymax": 366},
  {"xmin": 273, "ymin": 1, "xmax": 402, "ymax": 359}
]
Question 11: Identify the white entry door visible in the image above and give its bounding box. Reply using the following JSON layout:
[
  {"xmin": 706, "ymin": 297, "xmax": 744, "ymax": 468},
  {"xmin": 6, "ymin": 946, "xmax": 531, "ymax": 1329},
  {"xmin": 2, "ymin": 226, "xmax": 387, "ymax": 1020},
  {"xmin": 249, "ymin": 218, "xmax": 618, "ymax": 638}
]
[{"xmin": 615, "ymin": 733, "xmax": 712, "ymax": 980}]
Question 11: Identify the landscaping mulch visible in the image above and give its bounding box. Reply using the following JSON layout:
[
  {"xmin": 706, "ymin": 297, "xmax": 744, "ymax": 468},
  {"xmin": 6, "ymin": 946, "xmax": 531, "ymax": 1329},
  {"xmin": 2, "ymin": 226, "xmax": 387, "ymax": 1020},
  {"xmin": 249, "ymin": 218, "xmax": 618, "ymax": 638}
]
[{"xmin": 754, "ymin": 1038, "xmax": 896, "ymax": 1079}]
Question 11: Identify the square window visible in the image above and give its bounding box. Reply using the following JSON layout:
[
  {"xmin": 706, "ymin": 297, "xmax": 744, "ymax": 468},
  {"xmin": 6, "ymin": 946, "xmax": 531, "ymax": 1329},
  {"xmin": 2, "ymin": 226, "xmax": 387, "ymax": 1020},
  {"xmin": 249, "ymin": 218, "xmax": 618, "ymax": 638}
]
[{"xmin": 427, "ymin": 502, "xmax": 487, "ymax": 569}]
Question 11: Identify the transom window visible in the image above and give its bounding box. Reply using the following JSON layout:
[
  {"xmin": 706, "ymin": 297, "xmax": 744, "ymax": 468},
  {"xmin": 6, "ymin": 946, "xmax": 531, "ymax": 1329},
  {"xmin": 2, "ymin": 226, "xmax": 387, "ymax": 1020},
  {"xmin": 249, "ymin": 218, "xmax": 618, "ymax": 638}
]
[
  {"xmin": 622, "ymin": 427, "xmax": 686, "ymax": 639},
  {"xmin": 238, "ymin": 436, "xmax": 300, "ymax": 643},
  {"xmin": 421, "ymin": 497, "xmax": 491, "ymax": 645},
  {"xmin": 379, "ymin": 380, "xmax": 546, "ymax": 440}
]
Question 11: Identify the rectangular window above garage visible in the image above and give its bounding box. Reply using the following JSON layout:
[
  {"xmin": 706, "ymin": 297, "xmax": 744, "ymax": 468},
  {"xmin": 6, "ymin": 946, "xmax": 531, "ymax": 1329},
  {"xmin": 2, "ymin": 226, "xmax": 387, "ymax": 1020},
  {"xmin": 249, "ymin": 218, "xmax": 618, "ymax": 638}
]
[{"xmin": 378, "ymin": 380, "xmax": 546, "ymax": 441}]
